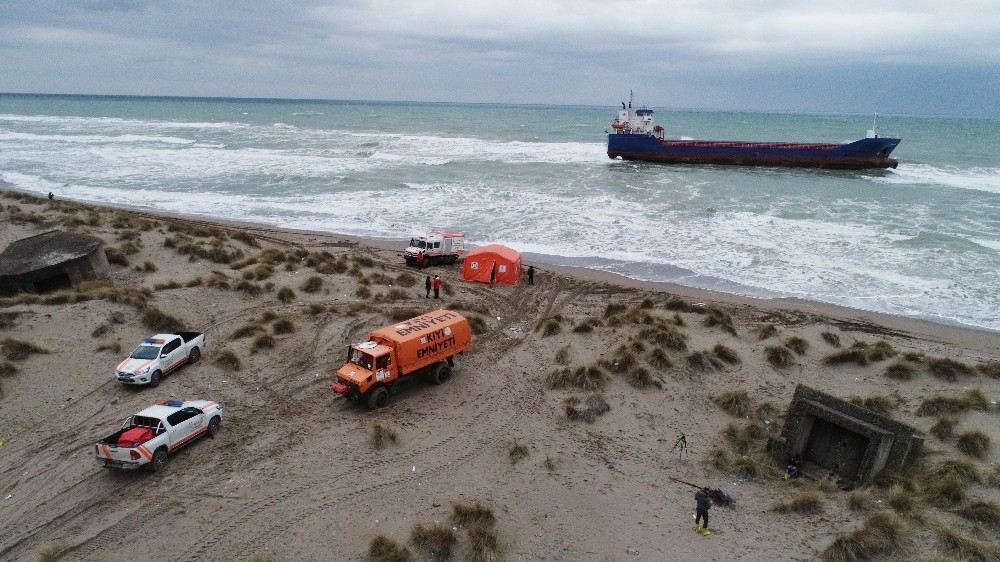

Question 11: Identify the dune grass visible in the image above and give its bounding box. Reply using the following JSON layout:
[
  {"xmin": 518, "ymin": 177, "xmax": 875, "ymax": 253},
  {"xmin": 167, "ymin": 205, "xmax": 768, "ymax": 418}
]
[
  {"xmin": 638, "ymin": 325, "xmax": 688, "ymax": 351},
  {"xmin": 276, "ymin": 286, "xmax": 296, "ymax": 303},
  {"xmin": 713, "ymin": 344, "xmax": 741, "ymax": 364},
  {"xmin": 466, "ymin": 523, "xmax": 501, "ymax": 562},
  {"xmin": 784, "ymin": 337, "xmax": 809, "ymax": 355},
  {"xmin": 213, "ymin": 349, "xmax": 242, "ymax": 372},
  {"xmin": 849, "ymin": 394, "xmax": 900, "ymax": 415},
  {"xmin": 765, "ymin": 345, "xmax": 794, "ymax": 368},
  {"xmin": 846, "ymin": 490, "xmax": 872, "ymax": 512},
  {"xmin": 713, "ymin": 390, "xmax": 752, "ymax": 418},
  {"xmin": 978, "ymin": 362, "xmax": 1000, "ymax": 379},
  {"xmin": 564, "ymin": 394, "xmax": 611, "ymax": 423},
  {"xmin": 757, "ymin": 324, "xmax": 778, "ymax": 340},
  {"xmin": 1, "ymin": 338, "xmax": 50, "ymax": 361},
  {"xmin": 272, "ymin": 318, "xmax": 296, "ymax": 335},
  {"xmin": 141, "ymin": 306, "xmax": 181, "ymax": 332},
  {"xmin": 368, "ymin": 535, "xmax": 411, "ymax": 562},
  {"xmin": 884, "ymin": 362, "xmax": 917, "ymax": 380},
  {"xmin": 927, "ymin": 357, "xmax": 976, "ymax": 381},
  {"xmin": 930, "ymin": 416, "xmax": 958, "ymax": 440},
  {"xmin": 955, "ymin": 501, "xmax": 1000, "ymax": 529},
  {"xmin": 820, "ymin": 511, "xmax": 903, "ymax": 562},
  {"xmin": 300, "ymin": 276, "xmax": 324, "ymax": 293},
  {"xmin": 230, "ymin": 323, "xmax": 264, "ymax": 340},
  {"xmin": 956, "ymin": 431, "xmax": 991, "ymax": 459},
  {"xmin": 927, "ymin": 459, "xmax": 981, "ymax": 485},
  {"xmin": 933, "ymin": 523, "xmax": 1000, "ymax": 561},
  {"xmin": 451, "ymin": 502, "xmax": 495, "ymax": 528},
  {"xmin": 823, "ymin": 348, "xmax": 870, "ymax": 366},
  {"xmin": 36, "ymin": 541, "xmax": 66, "ymax": 562},
  {"xmin": 409, "ymin": 523, "xmax": 456, "ymax": 561},
  {"xmin": 508, "ymin": 440, "xmax": 529, "ymax": 464},
  {"xmin": 703, "ymin": 307, "xmax": 737, "ymax": 336},
  {"xmin": 916, "ymin": 389, "xmax": 989, "ymax": 416},
  {"xmin": 772, "ymin": 492, "xmax": 823, "ymax": 514},
  {"xmin": 250, "ymin": 334, "xmax": 275, "ymax": 354},
  {"xmin": 821, "ymin": 331, "xmax": 841, "ymax": 347},
  {"xmin": 0, "ymin": 361, "xmax": 16, "ymax": 377},
  {"xmin": 370, "ymin": 423, "xmax": 398, "ymax": 450},
  {"xmin": 648, "ymin": 347, "xmax": 672, "ymax": 369},
  {"xmin": 544, "ymin": 366, "xmax": 606, "ymax": 391}
]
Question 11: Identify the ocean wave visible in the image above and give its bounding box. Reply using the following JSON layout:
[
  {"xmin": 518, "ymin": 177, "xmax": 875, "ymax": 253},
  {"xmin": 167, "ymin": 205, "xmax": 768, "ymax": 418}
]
[
  {"xmin": 0, "ymin": 131, "xmax": 196, "ymax": 145},
  {"xmin": 0, "ymin": 113, "xmax": 249, "ymax": 130},
  {"xmin": 872, "ymin": 164, "xmax": 1000, "ymax": 194}
]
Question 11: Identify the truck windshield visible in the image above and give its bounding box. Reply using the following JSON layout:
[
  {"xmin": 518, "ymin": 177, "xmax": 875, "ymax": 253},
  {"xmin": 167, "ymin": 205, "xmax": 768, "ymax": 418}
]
[
  {"xmin": 348, "ymin": 348, "xmax": 374, "ymax": 370},
  {"xmin": 409, "ymin": 238, "xmax": 426, "ymax": 249},
  {"xmin": 130, "ymin": 345, "xmax": 160, "ymax": 359}
]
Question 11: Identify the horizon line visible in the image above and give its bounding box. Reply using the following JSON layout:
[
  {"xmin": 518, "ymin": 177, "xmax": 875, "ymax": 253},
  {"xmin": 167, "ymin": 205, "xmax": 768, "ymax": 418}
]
[{"xmin": 2, "ymin": 91, "xmax": 996, "ymax": 121}]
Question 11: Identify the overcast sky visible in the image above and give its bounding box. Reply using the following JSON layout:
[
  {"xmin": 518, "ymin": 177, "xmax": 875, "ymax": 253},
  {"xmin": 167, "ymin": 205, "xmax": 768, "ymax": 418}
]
[{"xmin": 2, "ymin": 0, "xmax": 998, "ymax": 117}]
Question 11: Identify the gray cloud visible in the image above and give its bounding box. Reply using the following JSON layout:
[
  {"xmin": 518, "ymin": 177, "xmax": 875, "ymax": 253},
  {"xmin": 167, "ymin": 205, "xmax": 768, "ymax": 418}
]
[{"xmin": 1, "ymin": 1, "xmax": 998, "ymax": 116}]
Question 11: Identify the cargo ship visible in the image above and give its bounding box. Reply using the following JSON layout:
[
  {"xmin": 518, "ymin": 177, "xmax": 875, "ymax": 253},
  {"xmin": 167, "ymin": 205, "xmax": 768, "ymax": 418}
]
[{"xmin": 607, "ymin": 99, "xmax": 900, "ymax": 170}]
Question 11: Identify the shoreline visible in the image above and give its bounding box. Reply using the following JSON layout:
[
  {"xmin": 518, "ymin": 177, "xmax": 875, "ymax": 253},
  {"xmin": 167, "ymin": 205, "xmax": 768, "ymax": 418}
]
[{"xmin": 4, "ymin": 183, "xmax": 996, "ymax": 352}]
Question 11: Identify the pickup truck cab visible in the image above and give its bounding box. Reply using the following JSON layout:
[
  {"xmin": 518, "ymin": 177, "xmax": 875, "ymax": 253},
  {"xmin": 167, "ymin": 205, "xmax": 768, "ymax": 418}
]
[
  {"xmin": 95, "ymin": 399, "xmax": 223, "ymax": 471},
  {"xmin": 115, "ymin": 331, "xmax": 205, "ymax": 386}
]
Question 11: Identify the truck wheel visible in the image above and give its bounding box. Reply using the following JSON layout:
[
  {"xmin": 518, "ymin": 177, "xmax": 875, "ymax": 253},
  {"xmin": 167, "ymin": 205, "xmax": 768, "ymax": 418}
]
[
  {"xmin": 151, "ymin": 448, "xmax": 168, "ymax": 472},
  {"xmin": 149, "ymin": 371, "xmax": 162, "ymax": 387},
  {"xmin": 208, "ymin": 416, "xmax": 221, "ymax": 438},
  {"xmin": 189, "ymin": 347, "xmax": 201, "ymax": 364},
  {"xmin": 367, "ymin": 387, "xmax": 389, "ymax": 410},
  {"xmin": 431, "ymin": 362, "xmax": 451, "ymax": 385}
]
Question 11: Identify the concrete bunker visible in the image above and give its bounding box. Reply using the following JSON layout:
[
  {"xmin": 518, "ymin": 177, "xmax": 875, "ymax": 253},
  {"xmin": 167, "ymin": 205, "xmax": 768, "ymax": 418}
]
[
  {"xmin": 768, "ymin": 385, "xmax": 923, "ymax": 484},
  {"xmin": 0, "ymin": 230, "xmax": 109, "ymax": 296}
]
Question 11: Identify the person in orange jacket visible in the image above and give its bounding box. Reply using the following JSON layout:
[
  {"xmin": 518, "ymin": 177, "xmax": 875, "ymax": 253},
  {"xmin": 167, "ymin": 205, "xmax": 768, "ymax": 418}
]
[{"xmin": 432, "ymin": 275, "xmax": 441, "ymax": 299}]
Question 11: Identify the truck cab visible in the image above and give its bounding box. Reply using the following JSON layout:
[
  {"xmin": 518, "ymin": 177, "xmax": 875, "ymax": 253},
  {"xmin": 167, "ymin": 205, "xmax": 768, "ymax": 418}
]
[
  {"xmin": 405, "ymin": 230, "xmax": 464, "ymax": 266},
  {"xmin": 335, "ymin": 341, "xmax": 397, "ymax": 399}
]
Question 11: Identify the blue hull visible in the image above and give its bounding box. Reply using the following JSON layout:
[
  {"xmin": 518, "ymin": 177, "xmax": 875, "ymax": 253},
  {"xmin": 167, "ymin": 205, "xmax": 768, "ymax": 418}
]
[{"xmin": 607, "ymin": 134, "xmax": 900, "ymax": 169}]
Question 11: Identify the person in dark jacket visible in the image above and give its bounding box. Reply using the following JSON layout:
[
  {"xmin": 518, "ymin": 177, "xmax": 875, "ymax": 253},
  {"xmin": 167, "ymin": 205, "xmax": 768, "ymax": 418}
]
[
  {"xmin": 425, "ymin": 275, "xmax": 432, "ymax": 298},
  {"xmin": 694, "ymin": 488, "xmax": 712, "ymax": 535},
  {"xmin": 527, "ymin": 265, "xmax": 534, "ymax": 285}
]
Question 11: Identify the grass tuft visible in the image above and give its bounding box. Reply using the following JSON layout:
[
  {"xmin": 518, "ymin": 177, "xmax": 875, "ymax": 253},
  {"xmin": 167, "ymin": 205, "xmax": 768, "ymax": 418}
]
[
  {"xmin": 541, "ymin": 320, "xmax": 561, "ymax": 337},
  {"xmin": 927, "ymin": 459, "xmax": 981, "ymax": 484},
  {"xmin": 230, "ymin": 323, "xmax": 264, "ymax": 340},
  {"xmin": 933, "ymin": 523, "xmax": 1000, "ymax": 561},
  {"xmin": 713, "ymin": 344, "xmax": 741, "ymax": 364},
  {"xmin": 409, "ymin": 523, "xmax": 456, "ymax": 561},
  {"xmin": 36, "ymin": 541, "xmax": 66, "ymax": 562},
  {"xmin": 703, "ymin": 307, "xmax": 737, "ymax": 336},
  {"xmin": 765, "ymin": 345, "xmax": 794, "ymax": 368},
  {"xmin": 887, "ymin": 485, "xmax": 916, "ymax": 513},
  {"xmin": 213, "ymin": 349, "xmax": 241, "ymax": 371},
  {"xmin": 508, "ymin": 440, "xmax": 529, "ymax": 464},
  {"xmin": 757, "ymin": 324, "xmax": 778, "ymax": 340},
  {"xmin": 820, "ymin": 511, "xmax": 903, "ymax": 562},
  {"xmin": 784, "ymin": 337, "xmax": 809, "ymax": 356},
  {"xmin": 772, "ymin": 492, "xmax": 823, "ymax": 514},
  {"xmin": 927, "ymin": 357, "xmax": 976, "ymax": 381},
  {"xmin": 564, "ymin": 394, "xmax": 610, "ymax": 423},
  {"xmin": 370, "ymin": 423, "xmax": 398, "ymax": 450},
  {"xmin": 625, "ymin": 366, "xmax": 658, "ymax": 388},
  {"xmin": 95, "ymin": 341, "xmax": 122, "ymax": 354},
  {"xmin": 978, "ymin": 362, "xmax": 1000, "ymax": 379},
  {"xmin": 300, "ymin": 276, "xmax": 324, "ymax": 293},
  {"xmin": 554, "ymin": 346, "xmax": 570, "ymax": 365},
  {"xmin": 824, "ymin": 348, "xmax": 869, "ymax": 366},
  {"xmin": 0, "ymin": 361, "xmax": 17, "ymax": 377},
  {"xmin": 544, "ymin": 366, "xmax": 606, "ymax": 391},
  {"xmin": 956, "ymin": 430, "xmax": 990, "ymax": 459},
  {"xmin": 713, "ymin": 390, "xmax": 752, "ymax": 418},
  {"xmin": 276, "ymin": 287, "xmax": 296, "ymax": 303},
  {"xmin": 884, "ymin": 362, "xmax": 917, "ymax": 380},
  {"xmin": 395, "ymin": 272, "xmax": 417, "ymax": 288},
  {"xmin": 821, "ymin": 331, "xmax": 842, "ymax": 347},
  {"xmin": 1, "ymin": 338, "xmax": 50, "ymax": 361},
  {"xmin": 916, "ymin": 389, "xmax": 989, "ymax": 416},
  {"xmin": 141, "ymin": 306, "xmax": 181, "ymax": 332},
  {"xmin": 466, "ymin": 523, "xmax": 501, "ymax": 562},
  {"xmin": 849, "ymin": 394, "xmax": 900, "ymax": 415},
  {"xmin": 648, "ymin": 347, "xmax": 672, "ymax": 369},
  {"xmin": 251, "ymin": 334, "xmax": 275, "ymax": 354},
  {"xmin": 367, "ymin": 535, "xmax": 411, "ymax": 562},
  {"xmin": 930, "ymin": 416, "xmax": 957, "ymax": 440},
  {"xmin": 955, "ymin": 501, "xmax": 1000, "ymax": 529},
  {"xmin": 846, "ymin": 490, "xmax": 872, "ymax": 512},
  {"xmin": 272, "ymin": 318, "xmax": 296, "ymax": 335},
  {"xmin": 451, "ymin": 502, "xmax": 495, "ymax": 528},
  {"xmin": 638, "ymin": 325, "xmax": 687, "ymax": 351}
]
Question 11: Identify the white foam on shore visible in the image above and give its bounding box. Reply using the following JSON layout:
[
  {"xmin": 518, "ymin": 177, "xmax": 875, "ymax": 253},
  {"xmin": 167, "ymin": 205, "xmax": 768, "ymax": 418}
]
[{"xmin": 873, "ymin": 164, "xmax": 1000, "ymax": 194}]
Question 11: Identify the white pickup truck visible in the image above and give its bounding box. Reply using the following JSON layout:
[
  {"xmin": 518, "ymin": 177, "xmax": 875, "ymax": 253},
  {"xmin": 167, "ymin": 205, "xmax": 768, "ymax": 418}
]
[
  {"xmin": 95, "ymin": 399, "xmax": 223, "ymax": 471},
  {"xmin": 115, "ymin": 331, "xmax": 205, "ymax": 386}
]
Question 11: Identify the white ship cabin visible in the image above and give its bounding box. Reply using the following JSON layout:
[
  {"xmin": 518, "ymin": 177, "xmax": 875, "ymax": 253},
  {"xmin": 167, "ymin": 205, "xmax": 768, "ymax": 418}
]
[{"xmin": 610, "ymin": 104, "xmax": 664, "ymax": 138}]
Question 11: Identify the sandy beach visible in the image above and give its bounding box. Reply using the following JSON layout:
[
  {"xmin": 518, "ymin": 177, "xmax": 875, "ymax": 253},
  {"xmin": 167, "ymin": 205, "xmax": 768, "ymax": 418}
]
[{"xmin": 1, "ymin": 188, "xmax": 998, "ymax": 562}]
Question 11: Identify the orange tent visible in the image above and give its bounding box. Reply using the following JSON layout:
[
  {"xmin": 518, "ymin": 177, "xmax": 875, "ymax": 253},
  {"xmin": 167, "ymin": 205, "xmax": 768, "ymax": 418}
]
[{"xmin": 461, "ymin": 244, "xmax": 522, "ymax": 285}]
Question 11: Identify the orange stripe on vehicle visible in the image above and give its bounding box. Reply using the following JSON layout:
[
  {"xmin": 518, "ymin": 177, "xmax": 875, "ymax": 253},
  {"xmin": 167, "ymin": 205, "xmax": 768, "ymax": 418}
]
[
  {"xmin": 165, "ymin": 356, "xmax": 188, "ymax": 373},
  {"xmin": 137, "ymin": 445, "xmax": 153, "ymax": 461},
  {"xmin": 169, "ymin": 427, "xmax": 207, "ymax": 451},
  {"xmin": 100, "ymin": 444, "xmax": 111, "ymax": 458}
]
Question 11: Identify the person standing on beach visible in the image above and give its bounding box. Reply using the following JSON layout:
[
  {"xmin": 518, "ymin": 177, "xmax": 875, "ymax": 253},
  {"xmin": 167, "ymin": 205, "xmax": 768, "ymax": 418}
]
[
  {"xmin": 693, "ymin": 488, "xmax": 712, "ymax": 536},
  {"xmin": 415, "ymin": 250, "xmax": 424, "ymax": 270},
  {"xmin": 527, "ymin": 265, "xmax": 534, "ymax": 285},
  {"xmin": 432, "ymin": 275, "xmax": 441, "ymax": 299},
  {"xmin": 425, "ymin": 275, "xmax": 432, "ymax": 298}
]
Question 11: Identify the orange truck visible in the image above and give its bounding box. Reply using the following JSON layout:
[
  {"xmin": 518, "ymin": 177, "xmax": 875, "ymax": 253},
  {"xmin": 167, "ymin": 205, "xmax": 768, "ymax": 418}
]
[{"xmin": 331, "ymin": 309, "xmax": 472, "ymax": 408}]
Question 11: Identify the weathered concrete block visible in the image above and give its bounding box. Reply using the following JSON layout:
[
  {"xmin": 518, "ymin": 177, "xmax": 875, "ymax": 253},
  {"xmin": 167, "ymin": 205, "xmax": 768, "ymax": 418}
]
[{"xmin": 768, "ymin": 385, "xmax": 923, "ymax": 483}]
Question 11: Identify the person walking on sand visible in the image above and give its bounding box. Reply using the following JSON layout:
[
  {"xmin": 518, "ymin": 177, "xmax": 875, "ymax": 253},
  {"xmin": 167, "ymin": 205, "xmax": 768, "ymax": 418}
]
[
  {"xmin": 693, "ymin": 488, "xmax": 712, "ymax": 536},
  {"xmin": 425, "ymin": 275, "xmax": 432, "ymax": 298},
  {"xmin": 527, "ymin": 265, "xmax": 534, "ymax": 285},
  {"xmin": 432, "ymin": 275, "xmax": 441, "ymax": 299}
]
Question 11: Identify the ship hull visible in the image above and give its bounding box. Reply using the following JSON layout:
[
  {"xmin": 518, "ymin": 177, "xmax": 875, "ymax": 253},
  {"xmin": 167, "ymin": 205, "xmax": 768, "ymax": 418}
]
[{"xmin": 608, "ymin": 134, "xmax": 900, "ymax": 169}]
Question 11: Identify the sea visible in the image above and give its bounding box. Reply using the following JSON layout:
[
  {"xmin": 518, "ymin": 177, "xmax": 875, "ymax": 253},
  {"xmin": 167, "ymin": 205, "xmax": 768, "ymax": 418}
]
[{"xmin": 1, "ymin": 94, "xmax": 998, "ymax": 331}]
